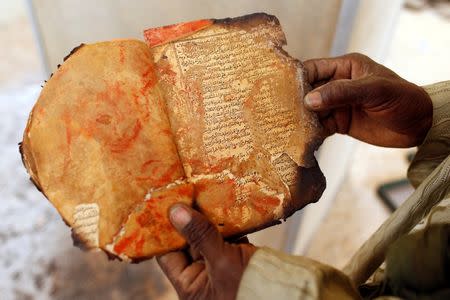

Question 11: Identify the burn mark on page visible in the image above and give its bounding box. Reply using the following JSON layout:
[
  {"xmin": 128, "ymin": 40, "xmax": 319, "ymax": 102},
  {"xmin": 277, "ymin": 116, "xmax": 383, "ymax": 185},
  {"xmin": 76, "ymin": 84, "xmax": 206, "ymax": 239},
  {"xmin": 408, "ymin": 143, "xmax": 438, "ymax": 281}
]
[{"xmin": 63, "ymin": 43, "xmax": 85, "ymax": 62}]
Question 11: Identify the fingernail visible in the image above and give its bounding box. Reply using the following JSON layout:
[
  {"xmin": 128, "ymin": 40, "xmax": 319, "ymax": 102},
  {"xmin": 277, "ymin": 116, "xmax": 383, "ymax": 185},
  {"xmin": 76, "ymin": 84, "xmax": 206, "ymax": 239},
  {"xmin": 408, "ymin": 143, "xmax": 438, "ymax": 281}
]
[
  {"xmin": 169, "ymin": 204, "xmax": 191, "ymax": 230},
  {"xmin": 304, "ymin": 91, "xmax": 322, "ymax": 109}
]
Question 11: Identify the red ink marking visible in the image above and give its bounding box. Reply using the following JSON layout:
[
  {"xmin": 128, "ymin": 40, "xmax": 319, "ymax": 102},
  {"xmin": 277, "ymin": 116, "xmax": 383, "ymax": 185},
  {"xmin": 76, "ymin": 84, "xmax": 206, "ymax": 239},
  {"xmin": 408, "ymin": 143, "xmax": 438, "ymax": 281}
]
[
  {"xmin": 195, "ymin": 178, "xmax": 236, "ymax": 209},
  {"xmin": 119, "ymin": 46, "xmax": 125, "ymax": 64},
  {"xmin": 186, "ymin": 159, "xmax": 204, "ymax": 171},
  {"xmin": 136, "ymin": 206, "xmax": 164, "ymax": 227},
  {"xmin": 176, "ymin": 185, "xmax": 193, "ymax": 198},
  {"xmin": 38, "ymin": 107, "xmax": 45, "ymax": 116},
  {"xmin": 251, "ymin": 196, "xmax": 280, "ymax": 215},
  {"xmin": 135, "ymin": 162, "xmax": 181, "ymax": 186},
  {"xmin": 142, "ymin": 65, "xmax": 154, "ymax": 78},
  {"xmin": 259, "ymin": 196, "xmax": 280, "ymax": 207},
  {"xmin": 157, "ymin": 163, "xmax": 181, "ymax": 185},
  {"xmin": 187, "ymin": 157, "xmax": 234, "ymax": 174},
  {"xmin": 61, "ymin": 112, "xmax": 72, "ymax": 146},
  {"xmin": 95, "ymin": 82, "xmax": 123, "ymax": 115},
  {"xmin": 111, "ymin": 81, "xmax": 125, "ymax": 104},
  {"xmin": 194, "ymin": 182, "xmax": 207, "ymax": 194},
  {"xmin": 140, "ymin": 159, "xmax": 160, "ymax": 173},
  {"xmin": 58, "ymin": 111, "xmax": 75, "ymax": 175},
  {"xmin": 140, "ymin": 80, "xmax": 155, "ymax": 95},
  {"xmin": 140, "ymin": 65, "xmax": 158, "ymax": 95},
  {"xmin": 134, "ymin": 235, "xmax": 145, "ymax": 256},
  {"xmin": 114, "ymin": 229, "xmax": 139, "ymax": 254},
  {"xmin": 157, "ymin": 63, "xmax": 177, "ymax": 84},
  {"xmin": 96, "ymin": 114, "xmax": 112, "ymax": 125},
  {"xmin": 132, "ymin": 92, "xmax": 140, "ymax": 106},
  {"xmin": 209, "ymin": 158, "xmax": 234, "ymax": 173},
  {"xmin": 86, "ymin": 81, "xmax": 148, "ymax": 153},
  {"xmin": 109, "ymin": 120, "xmax": 142, "ymax": 153},
  {"xmin": 131, "ymin": 92, "xmax": 151, "ymax": 121},
  {"xmin": 153, "ymin": 233, "xmax": 163, "ymax": 245},
  {"xmin": 144, "ymin": 19, "xmax": 213, "ymax": 47},
  {"xmin": 160, "ymin": 128, "xmax": 172, "ymax": 136},
  {"xmin": 137, "ymin": 202, "xmax": 155, "ymax": 226},
  {"xmin": 136, "ymin": 211, "xmax": 151, "ymax": 227},
  {"xmin": 65, "ymin": 127, "xmax": 72, "ymax": 147}
]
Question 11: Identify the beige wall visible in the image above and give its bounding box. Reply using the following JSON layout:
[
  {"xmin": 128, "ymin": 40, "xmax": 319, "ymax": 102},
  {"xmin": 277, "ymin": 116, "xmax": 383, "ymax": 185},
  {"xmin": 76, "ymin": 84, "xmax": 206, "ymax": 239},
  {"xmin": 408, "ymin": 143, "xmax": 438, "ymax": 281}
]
[{"xmin": 31, "ymin": 0, "xmax": 342, "ymax": 74}]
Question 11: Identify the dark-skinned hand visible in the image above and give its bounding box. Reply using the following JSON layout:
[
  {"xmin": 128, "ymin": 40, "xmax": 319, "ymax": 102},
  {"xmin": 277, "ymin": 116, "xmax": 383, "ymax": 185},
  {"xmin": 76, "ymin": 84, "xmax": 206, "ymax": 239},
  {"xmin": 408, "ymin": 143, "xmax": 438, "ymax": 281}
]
[
  {"xmin": 303, "ymin": 53, "xmax": 433, "ymax": 148},
  {"xmin": 157, "ymin": 204, "xmax": 257, "ymax": 300}
]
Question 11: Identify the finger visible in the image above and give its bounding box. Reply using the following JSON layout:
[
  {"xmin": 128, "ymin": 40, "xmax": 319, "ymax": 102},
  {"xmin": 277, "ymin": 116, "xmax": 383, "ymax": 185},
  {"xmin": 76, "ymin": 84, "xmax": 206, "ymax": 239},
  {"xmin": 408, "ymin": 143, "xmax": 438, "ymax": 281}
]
[
  {"xmin": 304, "ymin": 58, "xmax": 340, "ymax": 84},
  {"xmin": 157, "ymin": 251, "xmax": 189, "ymax": 285},
  {"xmin": 311, "ymin": 79, "xmax": 329, "ymax": 89},
  {"xmin": 317, "ymin": 110, "xmax": 332, "ymax": 120},
  {"xmin": 304, "ymin": 53, "xmax": 370, "ymax": 84},
  {"xmin": 304, "ymin": 56, "xmax": 351, "ymax": 84},
  {"xmin": 320, "ymin": 116, "xmax": 337, "ymax": 136},
  {"xmin": 169, "ymin": 204, "xmax": 224, "ymax": 262},
  {"xmin": 304, "ymin": 78, "xmax": 368, "ymax": 111},
  {"xmin": 319, "ymin": 107, "xmax": 352, "ymax": 136},
  {"xmin": 177, "ymin": 261, "xmax": 206, "ymax": 290},
  {"xmin": 187, "ymin": 269, "xmax": 208, "ymax": 295},
  {"xmin": 188, "ymin": 246, "xmax": 202, "ymax": 261}
]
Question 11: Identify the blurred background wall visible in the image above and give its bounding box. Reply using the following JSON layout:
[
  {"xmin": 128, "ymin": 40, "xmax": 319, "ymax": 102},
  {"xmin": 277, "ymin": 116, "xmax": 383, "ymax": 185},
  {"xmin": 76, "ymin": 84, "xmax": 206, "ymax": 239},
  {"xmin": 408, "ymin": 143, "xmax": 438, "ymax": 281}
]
[
  {"xmin": 30, "ymin": 0, "xmax": 342, "ymax": 73},
  {"xmin": 0, "ymin": 0, "xmax": 448, "ymax": 299}
]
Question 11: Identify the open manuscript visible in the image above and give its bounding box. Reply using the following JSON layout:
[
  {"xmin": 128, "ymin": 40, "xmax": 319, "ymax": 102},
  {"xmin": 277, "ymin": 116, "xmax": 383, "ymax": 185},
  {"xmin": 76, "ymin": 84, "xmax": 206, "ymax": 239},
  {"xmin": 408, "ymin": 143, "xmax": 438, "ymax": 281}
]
[{"xmin": 21, "ymin": 13, "xmax": 325, "ymax": 261}]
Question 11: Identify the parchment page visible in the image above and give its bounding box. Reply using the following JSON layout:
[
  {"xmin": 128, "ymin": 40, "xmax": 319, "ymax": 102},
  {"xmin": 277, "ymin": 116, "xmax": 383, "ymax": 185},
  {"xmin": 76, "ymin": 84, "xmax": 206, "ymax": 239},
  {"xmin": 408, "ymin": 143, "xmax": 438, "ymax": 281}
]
[{"xmin": 148, "ymin": 14, "xmax": 323, "ymax": 233}]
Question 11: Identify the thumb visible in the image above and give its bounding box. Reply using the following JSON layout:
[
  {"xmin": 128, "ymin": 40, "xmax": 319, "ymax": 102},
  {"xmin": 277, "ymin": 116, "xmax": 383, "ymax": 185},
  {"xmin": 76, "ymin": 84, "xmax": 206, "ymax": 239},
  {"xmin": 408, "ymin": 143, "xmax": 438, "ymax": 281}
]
[
  {"xmin": 304, "ymin": 78, "xmax": 368, "ymax": 111},
  {"xmin": 169, "ymin": 203, "xmax": 224, "ymax": 260}
]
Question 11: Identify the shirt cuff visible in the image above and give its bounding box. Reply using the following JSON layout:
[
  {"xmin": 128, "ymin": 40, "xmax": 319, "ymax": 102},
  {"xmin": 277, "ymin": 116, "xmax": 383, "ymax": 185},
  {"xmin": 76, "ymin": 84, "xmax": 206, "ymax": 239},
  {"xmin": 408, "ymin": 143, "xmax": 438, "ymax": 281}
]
[
  {"xmin": 237, "ymin": 247, "xmax": 359, "ymax": 300},
  {"xmin": 408, "ymin": 81, "xmax": 450, "ymax": 187}
]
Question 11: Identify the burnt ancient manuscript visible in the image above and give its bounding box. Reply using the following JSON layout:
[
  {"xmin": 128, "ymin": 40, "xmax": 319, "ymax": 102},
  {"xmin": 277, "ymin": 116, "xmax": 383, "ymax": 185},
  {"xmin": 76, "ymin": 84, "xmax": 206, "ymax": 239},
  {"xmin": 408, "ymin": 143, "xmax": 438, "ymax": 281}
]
[{"xmin": 21, "ymin": 13, "xmax": 325, "ymax": 261}]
